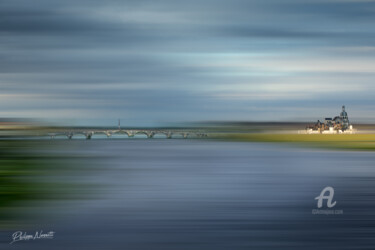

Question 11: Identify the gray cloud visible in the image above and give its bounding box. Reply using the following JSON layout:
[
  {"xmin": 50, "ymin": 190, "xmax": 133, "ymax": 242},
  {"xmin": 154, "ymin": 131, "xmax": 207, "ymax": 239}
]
[{"xmin": 1, "ymin": 0, "xmax": 375, "ymax": 125}]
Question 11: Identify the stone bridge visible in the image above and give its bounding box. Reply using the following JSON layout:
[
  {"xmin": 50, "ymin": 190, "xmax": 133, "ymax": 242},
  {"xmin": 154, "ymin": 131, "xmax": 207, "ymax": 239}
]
[{"xmin": 48, "ymin": 129, "xmax": 208, "ymax": 140}]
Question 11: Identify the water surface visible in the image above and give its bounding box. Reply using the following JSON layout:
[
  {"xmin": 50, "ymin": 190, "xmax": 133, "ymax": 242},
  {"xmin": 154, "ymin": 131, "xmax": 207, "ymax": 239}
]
[{"xmin": 1, "ymin": 140, "xmax": 375, "ymax": 249}]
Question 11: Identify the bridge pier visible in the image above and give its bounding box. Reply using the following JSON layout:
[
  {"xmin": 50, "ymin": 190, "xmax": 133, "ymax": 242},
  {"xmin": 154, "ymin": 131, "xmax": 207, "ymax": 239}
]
[
  {"xmin": 167, "ymin": 132, "xmax": 172, "ymax": 139},
  {"xmin": 85, "ymin": 133, "xmax": 93, "ymax": 140}
]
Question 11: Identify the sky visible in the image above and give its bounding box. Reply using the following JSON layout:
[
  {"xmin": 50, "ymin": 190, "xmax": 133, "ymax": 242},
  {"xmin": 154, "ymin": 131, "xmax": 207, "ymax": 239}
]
[{"xmin": 1, "ymin": 0, "xmax": 375, "ymax": 126}]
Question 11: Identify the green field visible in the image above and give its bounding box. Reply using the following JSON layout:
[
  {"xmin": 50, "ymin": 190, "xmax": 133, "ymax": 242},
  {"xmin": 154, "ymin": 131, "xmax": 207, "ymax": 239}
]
[{"xmin": 213, "ymin": 133, "xmax": 375, "ymax": 151}]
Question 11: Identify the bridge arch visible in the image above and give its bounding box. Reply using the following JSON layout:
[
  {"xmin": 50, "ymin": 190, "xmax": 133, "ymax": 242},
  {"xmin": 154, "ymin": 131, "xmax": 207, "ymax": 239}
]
[
  {"xmin": 91, "ymin": 131, "xmax": 112, "ymax": 138},
  {"xmin": 152, "ymin": 132, "xmax": 169, "ymax": 138},
  {"xmin": 49, "ymin": 133, "xmax": 69, "ymax": 139},
  {"xmin": 134, "ymin": 131, "xmax": 154, "ymax": 138},
  {"xmin": 71, "ymin": 132, "xmax": 89, "ymax": 139},
  {"xmin": 172, "ymin": 132, "xmax": 189, "ymax": 139},
  {"xmin": 111, "ymin": 131, "xmax": 132, "ymax": 138}
]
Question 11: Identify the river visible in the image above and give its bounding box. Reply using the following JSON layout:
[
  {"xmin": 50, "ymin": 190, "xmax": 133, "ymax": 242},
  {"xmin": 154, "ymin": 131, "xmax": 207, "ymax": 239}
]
[{"xmin": 1, "ymin": 139, "xmax": 375, "ymax": 249}]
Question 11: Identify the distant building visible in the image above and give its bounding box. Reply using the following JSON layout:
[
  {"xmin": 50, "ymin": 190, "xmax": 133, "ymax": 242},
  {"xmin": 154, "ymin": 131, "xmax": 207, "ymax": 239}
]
[
  {"xmin": 324, "ymin": 105, "xmax": 350, "ymax": 130},
  {"xmin": 304, "ymin": 106, "xmax": 353, "ymax": 134}
]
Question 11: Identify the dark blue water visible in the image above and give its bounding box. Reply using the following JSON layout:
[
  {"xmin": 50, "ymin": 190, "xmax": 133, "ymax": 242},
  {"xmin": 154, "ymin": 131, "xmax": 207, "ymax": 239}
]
[{"xmin": 1, "ymin": 140, "xmax": 375, "ymax": 249}]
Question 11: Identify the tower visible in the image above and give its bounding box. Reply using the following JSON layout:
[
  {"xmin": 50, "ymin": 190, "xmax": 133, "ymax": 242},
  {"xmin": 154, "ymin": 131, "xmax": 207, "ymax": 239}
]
[
  {"xmin": 118, "ymin": 119, "xmax": 121, "ymax": 130},
  {"xmin": 340, "ymin": 105, "xmax": 349, "ymax": 130}
]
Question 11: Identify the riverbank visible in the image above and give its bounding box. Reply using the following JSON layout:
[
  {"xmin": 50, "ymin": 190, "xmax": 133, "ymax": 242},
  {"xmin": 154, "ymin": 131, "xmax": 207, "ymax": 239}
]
[{"xmin": 212, "ymin": 133, "xmax": 375, "ymax": 151}]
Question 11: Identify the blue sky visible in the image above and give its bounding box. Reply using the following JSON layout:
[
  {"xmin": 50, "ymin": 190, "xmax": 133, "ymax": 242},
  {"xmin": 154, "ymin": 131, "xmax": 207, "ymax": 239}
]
[{"xmin": 1, "ymin": 0, "xmax": 375, "ymax": 126}]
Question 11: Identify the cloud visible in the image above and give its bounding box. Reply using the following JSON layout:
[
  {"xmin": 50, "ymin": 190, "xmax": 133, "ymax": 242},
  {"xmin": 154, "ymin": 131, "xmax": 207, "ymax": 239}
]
[{"xmin": 0, "ymin": 0, "xmax": 375, "ymax": 125}]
